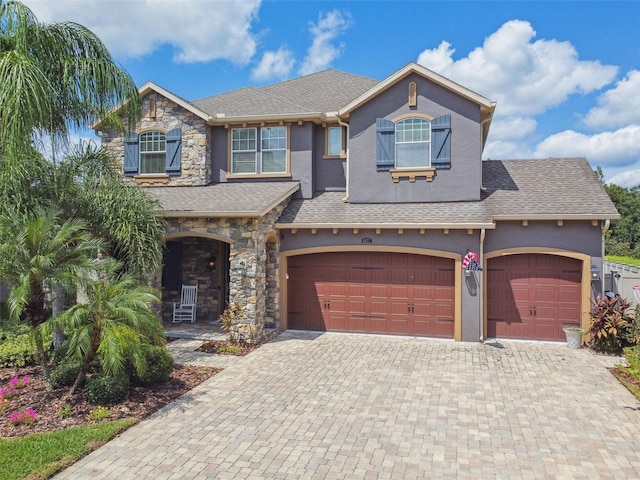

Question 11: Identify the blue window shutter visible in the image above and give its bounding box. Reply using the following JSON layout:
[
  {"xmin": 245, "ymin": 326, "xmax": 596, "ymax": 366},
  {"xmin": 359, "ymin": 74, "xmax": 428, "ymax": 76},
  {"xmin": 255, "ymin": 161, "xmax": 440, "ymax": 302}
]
[
  {"xmin": 166, "ymin": 127, "xmax": 182, "ymax": 175},
  {"xmin": 376, "ymin": 118, "xmax": 395, "ymax": 171},
  {"xmin": 431, "ymin": 115, "xmax": 451, "ymax": 169},
  {"xmin": 124, "ymin": 132, "xmax": 139, "ymax": 175}
]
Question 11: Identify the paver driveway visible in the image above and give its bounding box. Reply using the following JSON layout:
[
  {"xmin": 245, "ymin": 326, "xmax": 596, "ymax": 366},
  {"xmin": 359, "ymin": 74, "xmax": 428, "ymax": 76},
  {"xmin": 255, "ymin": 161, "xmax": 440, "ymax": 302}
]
[{"xmin": 56, "ymin": 331, "xmax": 640, "ymax": 479}]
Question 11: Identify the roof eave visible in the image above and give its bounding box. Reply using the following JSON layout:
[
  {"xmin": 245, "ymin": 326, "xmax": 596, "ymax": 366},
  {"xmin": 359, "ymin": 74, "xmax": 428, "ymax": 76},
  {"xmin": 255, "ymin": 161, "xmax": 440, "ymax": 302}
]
[
  {"xmin": 92, "ymin": 81, "xmax": 212, "ymax": 130},
  {"xmin": 276, "ymin": 222, "xmax": 496, "ymax": 230},
  {"xmin": 492, "ymin": 214, "xmax": 621, "ymax": 222},
  {"xmin": 209, "ymin": 112, "xmax": 327, "ymax": 125}
]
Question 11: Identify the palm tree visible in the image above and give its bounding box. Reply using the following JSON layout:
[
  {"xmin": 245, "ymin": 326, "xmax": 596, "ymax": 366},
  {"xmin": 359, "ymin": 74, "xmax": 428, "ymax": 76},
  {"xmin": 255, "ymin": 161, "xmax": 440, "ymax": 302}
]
[
  {"xmin": 0, "ymin": 207, "xmax": 104, "ymax": 386},
  {"xmin": 59, "ymin": 143, "xmax": 166, "ymax": 280},
  {"xmin": 0, "ymin": 0, "xmax": 140, "ymax": 157},
  {"xmin": 53, "ymin": 259, "xmax": 165, "ymax": 394}
]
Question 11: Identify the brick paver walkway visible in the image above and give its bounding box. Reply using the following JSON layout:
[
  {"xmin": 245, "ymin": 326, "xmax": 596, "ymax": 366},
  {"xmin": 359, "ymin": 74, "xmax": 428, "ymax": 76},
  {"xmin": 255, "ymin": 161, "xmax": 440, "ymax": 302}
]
[{"xmin": 55, "ymin": 332, "xmax": 640, "ymax": 479}]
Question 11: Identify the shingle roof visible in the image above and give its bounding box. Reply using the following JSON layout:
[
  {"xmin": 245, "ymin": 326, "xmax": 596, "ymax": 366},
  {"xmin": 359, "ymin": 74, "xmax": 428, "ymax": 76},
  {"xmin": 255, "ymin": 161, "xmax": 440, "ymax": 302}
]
[
  {"xmin": 277, "ymin": 192, "xmax": 493, "ymax": 228},
  {"xmin": 482, "ymin": 158, "xmax": 619, "ymax": 219},
  {"xmin": 191, "ymin": 70, "xmax": 379, "ymax": 117},
  {"xmin": 148, "ymin": 182, "xmax": 300, "ymax": 218},
  {"xmin": 277, "ymin": 158, "xmax": 619, "ymax": 228}
]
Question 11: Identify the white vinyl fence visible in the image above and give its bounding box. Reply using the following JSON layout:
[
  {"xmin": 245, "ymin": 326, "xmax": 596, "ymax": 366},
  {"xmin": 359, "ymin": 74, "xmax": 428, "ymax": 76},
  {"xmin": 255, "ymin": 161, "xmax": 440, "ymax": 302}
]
[{"xmin": 604, "ymin": 261, "xmax": 640, "ymax": 308}]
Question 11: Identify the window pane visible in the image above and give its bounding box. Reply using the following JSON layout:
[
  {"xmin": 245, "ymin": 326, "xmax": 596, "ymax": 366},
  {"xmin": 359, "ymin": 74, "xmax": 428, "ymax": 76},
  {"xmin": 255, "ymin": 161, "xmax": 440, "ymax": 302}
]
[
  {"xmin": 261, "ymin": 127, "xmax": 286, "ymax": 149},
  {"xmin": 262, "ymin": 150, "xmax": 286, "ymax": 172},
  {"xmin": 396, "ymin": 143, "xmax": 429, "ymax": 168},
  {"xmin": 232, "ymin": 128, "xmax": 256, "ymax": 151},
  {"xmin": 328, "ymin": 127, "xmax": 343, "ymax": 156},
  {"xmin": 140, "ymin": 152, "xmax": 165, "ymax": 173},
  {"xmin": 232, "ymin": 152, "xmax": 256, "ymax": 173}
]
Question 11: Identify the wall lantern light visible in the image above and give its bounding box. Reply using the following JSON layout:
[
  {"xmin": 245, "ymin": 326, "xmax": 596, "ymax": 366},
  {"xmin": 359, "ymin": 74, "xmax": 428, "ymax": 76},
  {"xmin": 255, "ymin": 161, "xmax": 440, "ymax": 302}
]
[
  {"xmin": 591, "ymin": 265, "xmax": 600, "ymax": 281},
  {"xmin": 235, "ymin": 261, "xmax": 246, "ymax": 276},
  {"xmin": 207, "ymin": 256, "xmax": 217, "ymax": 269}
]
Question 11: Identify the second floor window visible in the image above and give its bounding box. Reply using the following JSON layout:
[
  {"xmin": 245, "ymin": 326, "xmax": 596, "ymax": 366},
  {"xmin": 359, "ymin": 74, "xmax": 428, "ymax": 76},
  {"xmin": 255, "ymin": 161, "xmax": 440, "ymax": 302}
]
[
  {"xmin": 231, "ymin": 126, "xmax": 287, "ymax": 174},
  {"xmin": 376, "ymin": 115, "xmax": 450, "ymax": 172},
  {"xmin": 139, "ymin": 130, "xmax": 166, "ymax": 174},
  {"xmin": 124, "ymin": 127, "xmax": 182, "ymax": 176},
  {"xmin": 395, "ymin": 118, "xmax": 430, "ymax": 168}
]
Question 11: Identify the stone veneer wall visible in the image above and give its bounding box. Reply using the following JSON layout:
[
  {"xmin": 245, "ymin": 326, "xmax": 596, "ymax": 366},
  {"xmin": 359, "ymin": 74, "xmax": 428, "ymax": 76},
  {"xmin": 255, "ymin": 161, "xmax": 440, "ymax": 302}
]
[
  {"xmin": 101, "ymin": 92, "xmax": 211, "ymax": 186},
  {"xmin": 164, "ymin": 197, "xmax": 290, "ymax": 342}
]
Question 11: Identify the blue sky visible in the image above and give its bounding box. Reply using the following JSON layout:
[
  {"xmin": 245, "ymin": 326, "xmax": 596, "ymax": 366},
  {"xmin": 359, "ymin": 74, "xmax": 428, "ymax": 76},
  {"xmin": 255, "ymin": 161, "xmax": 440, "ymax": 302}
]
[{"xmin": 22, "ymin": 0, "xmax": 640, "ymax": 187}]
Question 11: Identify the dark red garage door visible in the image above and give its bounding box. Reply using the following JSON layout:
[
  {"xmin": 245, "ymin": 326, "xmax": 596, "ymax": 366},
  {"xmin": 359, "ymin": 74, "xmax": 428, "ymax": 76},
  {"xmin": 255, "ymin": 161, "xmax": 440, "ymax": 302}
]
[
  {"xmin": 487, "ymin": 254, "xmax": 582, "ymax": 341},
  {"xmin": 287, "ymin": 252, "xmax": 455, "ymax": 338}
]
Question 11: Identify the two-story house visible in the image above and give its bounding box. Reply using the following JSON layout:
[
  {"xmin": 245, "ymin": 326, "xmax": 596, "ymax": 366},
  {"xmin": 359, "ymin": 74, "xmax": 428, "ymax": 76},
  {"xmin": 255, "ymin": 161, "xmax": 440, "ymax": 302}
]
[{"xmin": 97, "ymin": 62, "xmax": 619, "ymax": 342}]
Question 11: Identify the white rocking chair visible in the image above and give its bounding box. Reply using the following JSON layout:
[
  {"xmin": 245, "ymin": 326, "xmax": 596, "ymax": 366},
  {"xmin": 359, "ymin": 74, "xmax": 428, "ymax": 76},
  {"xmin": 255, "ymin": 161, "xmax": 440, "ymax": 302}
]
[{"xmin": 172, "ymin": 285, "xmax": 198, "ymax": 323}]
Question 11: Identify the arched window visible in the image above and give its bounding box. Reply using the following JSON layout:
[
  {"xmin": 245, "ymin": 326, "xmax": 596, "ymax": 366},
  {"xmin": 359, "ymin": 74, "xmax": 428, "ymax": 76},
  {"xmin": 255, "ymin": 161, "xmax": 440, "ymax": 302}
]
[
  {"xmin": 123, "ymin": 128, "xmax": 182, "ymax": 176},
  {"xmin": 139, "ymin": 130, "xmax": 166, "ymax": 174},
  {"xmin": 395, "ymin": 118, "xmax": 431, "ymax": 168}
]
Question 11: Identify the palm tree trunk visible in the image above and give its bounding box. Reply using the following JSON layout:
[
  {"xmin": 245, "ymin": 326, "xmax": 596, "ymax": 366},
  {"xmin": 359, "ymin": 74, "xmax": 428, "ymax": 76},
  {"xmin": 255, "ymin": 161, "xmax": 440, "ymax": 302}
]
[
  {"xmin": 34, "ymin": 333, "xmax": 53, "ymax": 390},
  {"xmin": 52, "ymin": 284, "xmax": 66, "ymax": 348},
  {"xmin": 70, "ymin": 327, "xmax": 100, "ymax": 395}
]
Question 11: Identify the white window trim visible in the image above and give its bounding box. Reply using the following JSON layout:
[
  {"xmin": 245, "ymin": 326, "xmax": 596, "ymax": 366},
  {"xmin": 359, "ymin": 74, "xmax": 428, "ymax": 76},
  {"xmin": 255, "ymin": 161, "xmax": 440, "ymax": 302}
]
[
  {"xmin": 139, "ymin": 130, "xmax": 166, "ymax": 174},
  {"xmin": 229, "ymin": 125, "xmax": 290, "ymax": 176},
  {"xmin": 394, "ymin": 117, "xmax": 431, "ymax": 169}
]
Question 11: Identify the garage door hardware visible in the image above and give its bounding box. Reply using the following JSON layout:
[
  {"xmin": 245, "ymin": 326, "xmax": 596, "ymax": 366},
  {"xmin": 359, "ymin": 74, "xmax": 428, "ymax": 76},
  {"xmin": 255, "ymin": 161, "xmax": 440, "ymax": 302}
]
[
  {"xmin": 529, "ymin": 306, "xmax": 537, "ymax": 316},
  {"xmin": 351, "ymin": 314, "xmax": 385, "ymax": 319}
]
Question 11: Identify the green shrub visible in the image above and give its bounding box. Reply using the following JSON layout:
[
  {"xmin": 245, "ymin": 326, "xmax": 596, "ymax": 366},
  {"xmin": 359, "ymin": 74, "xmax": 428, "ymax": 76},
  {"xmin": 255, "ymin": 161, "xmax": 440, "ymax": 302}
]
[
  {"xmin": 0, "ymin": 322, "xmax": 38, "ymax": 367},
  {"xmin": 85, "ymin": 374, "xmax": 130, "ymax": 405},
  {"xmin": 589, "ymin": 295, "xmax": 634, "ymax": 353},
  {"xmin": 130, "ymin": 344, "xmax": 174, "ymax": 387},
  {"xmin": 51, "ymin": 361, "xmax": 81, "ymax": 388},
  {"xmin": 623, "ymin": 346, "xmax": 640, "ymax": 378}
]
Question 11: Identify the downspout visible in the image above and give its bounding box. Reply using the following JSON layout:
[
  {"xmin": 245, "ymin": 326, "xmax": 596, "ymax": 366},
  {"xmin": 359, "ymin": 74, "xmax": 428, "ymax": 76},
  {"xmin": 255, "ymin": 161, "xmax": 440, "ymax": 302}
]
[
  {"xmin": 600, "ymin": 219, "xmax": 610, "ymax": 296},
  {"xmin": 479, "ymin": 228, "xmax": 486, "ymax": 341},
  {"xmin": 338, "ymin": 118, "xmax": 350, "ymax": 202},
  {"xmin": 480, "ymin": 116, "xmax": 492, "ymax": 192}
]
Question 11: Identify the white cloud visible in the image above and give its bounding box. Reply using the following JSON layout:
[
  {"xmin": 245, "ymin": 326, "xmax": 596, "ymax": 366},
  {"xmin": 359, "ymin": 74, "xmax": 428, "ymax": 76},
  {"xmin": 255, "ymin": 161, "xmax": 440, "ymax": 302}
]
[
  {"xmin": 584, "ymin": 70, "xmax": 640, "ymax": 129},
  {"xmin": 251, "ymin": 47, "xmax": 295, "ymax": 82},
  {"xmin": 533, "ymin": 125, "xmax": 640, "ymax": 168},
  {"xmin": 417, "ymin": 20, "xmax": 618, "ymax": 119},
  {"xmin": 606, "ymin": 168, "xmax": 640, "ymax": 188},
  {"xmin": 483, "ymin": 140, "xmax": 533, "ymax": 161},
  {"xmin": 418, "ymin": 20, "xmax": 618, "ymax": 158},
  {"xmin": 21, "ymin": 0, "xmax": 261, "ymax": 64},
  {"xmin": 488, "ymin": 116, "xmax": 538, "ymax": 142},
  {"xmin": 298, "ymin": 10, "xmax": 351, "ymax": 76}
]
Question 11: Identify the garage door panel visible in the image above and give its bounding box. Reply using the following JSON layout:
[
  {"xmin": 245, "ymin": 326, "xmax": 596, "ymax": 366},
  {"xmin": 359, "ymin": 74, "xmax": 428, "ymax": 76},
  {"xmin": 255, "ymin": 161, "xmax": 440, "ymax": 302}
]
[
  {"xmin": 487, "ymin": 254, "xmax": 581, "ymax": 341},
  {"xmin": 288, "ymin": 252, "xmax": 455, "ymax": 338}
]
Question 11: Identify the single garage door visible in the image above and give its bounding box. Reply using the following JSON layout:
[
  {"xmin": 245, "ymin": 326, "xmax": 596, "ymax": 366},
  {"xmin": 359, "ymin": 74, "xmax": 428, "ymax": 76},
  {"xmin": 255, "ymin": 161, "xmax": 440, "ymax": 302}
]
[
  {"xmin": 287, "ymin": 252, "xmax": 455, "ymax": 338},
  {"xmin": 487, "ymin": 254, "xmax": 582, "ymax": 341}
]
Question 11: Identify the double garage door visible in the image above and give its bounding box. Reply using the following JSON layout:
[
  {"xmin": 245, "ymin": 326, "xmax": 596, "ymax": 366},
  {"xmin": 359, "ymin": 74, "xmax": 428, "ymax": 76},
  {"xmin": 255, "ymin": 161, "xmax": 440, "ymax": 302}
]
[
  {"xmin": 487, "ymin": 254, "xmax": 582, "ymax": 341},
  {"xmin": 287, "ymin": 252, "xmax": 455, "ymax": 338}
]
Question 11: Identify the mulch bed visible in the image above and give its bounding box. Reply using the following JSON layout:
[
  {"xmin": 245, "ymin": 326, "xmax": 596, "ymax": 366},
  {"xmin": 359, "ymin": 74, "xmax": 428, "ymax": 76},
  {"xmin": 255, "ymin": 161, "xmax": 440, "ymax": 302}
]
[
  {"xmin": 0, "ymin": 364, "xmax": 220, "ymax": 439},
  {"xmin": 195, "ymin": 331, "xmax": 280, "ymax": 356},
  {"xmin": 1, "ymin": 331, "xmax": 280, "ymax": 439}
]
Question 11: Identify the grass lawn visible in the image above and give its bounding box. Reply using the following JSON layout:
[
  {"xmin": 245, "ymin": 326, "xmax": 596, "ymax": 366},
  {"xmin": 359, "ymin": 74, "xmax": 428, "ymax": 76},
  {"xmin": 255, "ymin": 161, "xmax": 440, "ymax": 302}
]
[
  {"xmin": 606, "ymin": 255, "xmax": 640, "ymax": 268},
  {"xmin": 0, "ymin": 418, "xmax": 136, "ymax": 480}
]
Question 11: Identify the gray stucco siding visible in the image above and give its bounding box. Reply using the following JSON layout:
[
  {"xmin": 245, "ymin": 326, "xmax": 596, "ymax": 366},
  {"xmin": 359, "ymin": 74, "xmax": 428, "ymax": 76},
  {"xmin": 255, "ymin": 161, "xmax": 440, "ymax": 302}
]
[
  {"xmin": 312, "ymin": 124, "xmax": 347, "ymax": 193},
  {"xmin": 484, "ymin": 221, "xmax": 602, "ymax": 258},
  {"xmin": 347, "ymin": 74, "xmax": 483, "ymax": 204},
  {"xmin": 210, "ymin": 126, "xmax": 228, "ymax": 183},
  {"xmin": 290, "ymin": 123, "xmax": 314, "ymax": 199}
]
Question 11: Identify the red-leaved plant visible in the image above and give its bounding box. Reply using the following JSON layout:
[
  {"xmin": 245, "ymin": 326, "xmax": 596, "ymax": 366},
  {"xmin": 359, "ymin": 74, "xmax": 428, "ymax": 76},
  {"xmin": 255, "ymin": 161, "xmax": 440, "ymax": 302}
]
[{"xmin": 589, "ymin": 294, "xmax": 633, "ymax": 353}]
